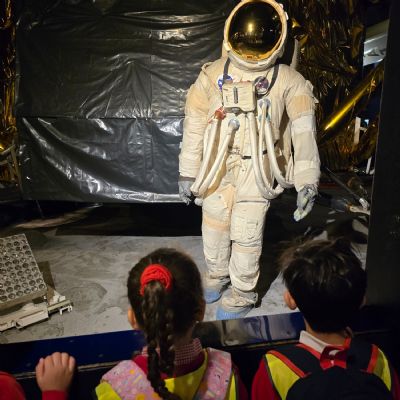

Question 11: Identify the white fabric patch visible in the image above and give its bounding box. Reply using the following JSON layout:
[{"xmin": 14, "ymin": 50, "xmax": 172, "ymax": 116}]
[{"xmin": 291, "ymin": 114, "xmax": 316, "ymax": 135}]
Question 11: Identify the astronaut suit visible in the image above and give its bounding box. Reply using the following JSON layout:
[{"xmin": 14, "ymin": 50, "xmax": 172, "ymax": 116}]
[{"xmin": 178, "ymin": 0, "xmax": 320, "ymax": 319}]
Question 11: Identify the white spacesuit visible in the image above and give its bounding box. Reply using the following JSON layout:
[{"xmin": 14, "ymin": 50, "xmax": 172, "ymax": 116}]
[{"xmin": 179, "ymin": 0, "xmax": 320, "ymax": 319}]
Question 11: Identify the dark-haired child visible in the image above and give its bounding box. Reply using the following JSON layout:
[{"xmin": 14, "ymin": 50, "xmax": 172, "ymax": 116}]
[
  {"xmin": 94, "ymin": 248, "xmax": 248, "ymax": 400},
  {"xmin": 252, "ymin": 238, "xmax": 400, "ymax": 399}
]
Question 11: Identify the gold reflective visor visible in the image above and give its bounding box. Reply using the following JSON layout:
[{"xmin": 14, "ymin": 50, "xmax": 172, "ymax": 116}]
[{"xmin": 227, "ymin": 1, "xmax": 283, "ymax": 62}]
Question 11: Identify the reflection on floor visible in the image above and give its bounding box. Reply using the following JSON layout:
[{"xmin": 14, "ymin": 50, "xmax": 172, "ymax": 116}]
[{"xmin": 0, "ymin": 190, "xmax": 369, "ymax": 344}]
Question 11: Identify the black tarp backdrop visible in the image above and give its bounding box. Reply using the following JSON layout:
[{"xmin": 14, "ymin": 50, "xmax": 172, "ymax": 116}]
[
  {"xmin": 15, "ymin": 0, "xmax": 365, "ymax": 202},
  {"xmin": 16, "ymin": 0, "xmax": 237, "ymax": 201}
]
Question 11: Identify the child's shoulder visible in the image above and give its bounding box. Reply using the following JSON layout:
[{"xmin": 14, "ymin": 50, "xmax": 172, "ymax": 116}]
[
  {"xmin": 0, "ymin": 371, "xmax": 26, "ymax": 400},
  {"xmin": 96, "ymin": 359, "xmax": 154, "ymax": 400},
  {"xmin": 102, "ymin": 359, "xmax": 145, "ymax": 382}
]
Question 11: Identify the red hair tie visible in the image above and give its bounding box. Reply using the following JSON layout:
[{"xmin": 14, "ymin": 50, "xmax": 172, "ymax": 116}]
[{"xmin": 140, "ymin": 264, "xmax": 173, "ymax": 296}]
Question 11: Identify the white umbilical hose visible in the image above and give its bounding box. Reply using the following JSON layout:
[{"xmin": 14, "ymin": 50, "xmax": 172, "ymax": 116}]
[
  {"xmin": 248, "ymin": 112, "xmax": 282, "ymax": 200},
  {"xmin": 191, "ymin": 118, "xmax": 220, "ymax": 195},
  {"xmin": 193, "ymin": 118, "xmax": 240, "ymax": 197},
  {"xmin": 192, "ymin": 98, "xmax": 293, "ymax": 202},
  {"xmin": 257, "ymin": 103, "xmax": 284, "ymax": 198},
  {"xmin": 263, "ymin": 101, "xmax": 294, "ymax": 189}
]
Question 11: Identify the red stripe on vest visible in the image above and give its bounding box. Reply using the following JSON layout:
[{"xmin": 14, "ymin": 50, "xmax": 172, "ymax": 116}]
[
  {"xmin": 295, "ymin": 343, "xmax": 320, "ymax": 360},
  {"xmin": 367, "ymin": 344, "xmax": 379, "ymax": 373}
]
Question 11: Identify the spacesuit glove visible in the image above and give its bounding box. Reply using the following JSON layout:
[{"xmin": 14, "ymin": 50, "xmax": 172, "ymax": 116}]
[
  {"xmin": 294, "ymin": 184, "xmax": 318, "ymax": 222},
  {"xmin": 178, "ymin": 176, "xmax": 195, "ymax": 205}
]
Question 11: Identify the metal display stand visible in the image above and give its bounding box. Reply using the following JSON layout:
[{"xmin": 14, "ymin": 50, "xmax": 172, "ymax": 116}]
[{"xmin": 0, "ymin": 234, "xmax": 72, "ymax": 331}]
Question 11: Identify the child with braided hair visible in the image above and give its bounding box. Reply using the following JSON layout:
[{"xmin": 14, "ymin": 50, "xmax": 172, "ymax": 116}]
[{"xmin": 94, "ymin": 248, "xmax": 247, "ymax": 400}]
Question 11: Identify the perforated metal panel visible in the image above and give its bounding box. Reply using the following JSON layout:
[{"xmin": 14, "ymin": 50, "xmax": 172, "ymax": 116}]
[{"xmin": 0, "ymin": 234, "xmax": 47, "ymax": 311}]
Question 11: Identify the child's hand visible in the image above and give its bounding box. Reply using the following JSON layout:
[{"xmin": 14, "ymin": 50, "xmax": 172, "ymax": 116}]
[{"xmin": 35, "ymin": 352, "xmax": 76, "ymax": 392}]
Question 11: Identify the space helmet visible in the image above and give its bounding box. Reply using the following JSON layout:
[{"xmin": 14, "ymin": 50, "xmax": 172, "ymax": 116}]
[{"xmin": 223, "ymin": 0, "xmax": 288, "ymax": 71}]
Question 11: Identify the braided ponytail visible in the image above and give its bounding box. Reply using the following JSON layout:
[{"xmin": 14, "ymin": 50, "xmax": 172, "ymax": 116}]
[
  {"xmin": 158, "ymin": 308, "xmax": 176, "ymax": 376},
  {"xmin": 128, "ymin": 249, "xmax": 203, "ymax": 400},
  {"xmin": 141, "ymin": 281, "xmax": 180, "ymax": 400}
]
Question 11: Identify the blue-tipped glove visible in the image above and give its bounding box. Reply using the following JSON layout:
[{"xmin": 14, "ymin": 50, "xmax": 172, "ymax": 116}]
[
  {"xmin": 178, "ymin": 176, "xmax": 195, "ymax": 205},
  {"xmin": 294, "ymin": 184, "xmax": 318, "ymax": 221}
]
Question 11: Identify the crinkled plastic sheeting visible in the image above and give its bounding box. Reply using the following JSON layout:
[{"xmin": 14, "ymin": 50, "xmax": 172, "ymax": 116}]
[
  {"xmin": 0, "ymin": 0, "xmax": 16, "ymax": 152},
  {"xmin": 16, "ymin": 0, "xmax": 368, "ymax": 200},
  {"xmin": 16, "ymin": 0, "xmax": 236, "ymax": 202},
  {"xmin": 320, "ymin": 115, "xmax": 379, "ymax": 171},
  {"xmin": 288, "ymin": 0, "xmax": 365, "ymax": 126},
  {"xmin": 287, "ymin": 0, "xmax": 375, "ymax": 171},
  {"xmin": 317, "ymin": 62, "xmax": 384, "ymax": 170}
]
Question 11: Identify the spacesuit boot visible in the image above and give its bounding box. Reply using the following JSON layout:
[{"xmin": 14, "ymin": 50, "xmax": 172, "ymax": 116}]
[
  {"xmin": 217, "ymin": 287, "xmax": 257, "ymax": 319},
  {"xmin": 204, "ymin": 276, "xmax": 231, "ymax": 304}
]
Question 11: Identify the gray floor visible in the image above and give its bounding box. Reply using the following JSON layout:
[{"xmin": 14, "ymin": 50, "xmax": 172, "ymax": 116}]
[
  {"xmin": 0, "ymin": 197, "xmax": 369, "ymax": 344},
  {"xmin": 0, "ymin": 232, "xmax": 291, "ymax": 344}
]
